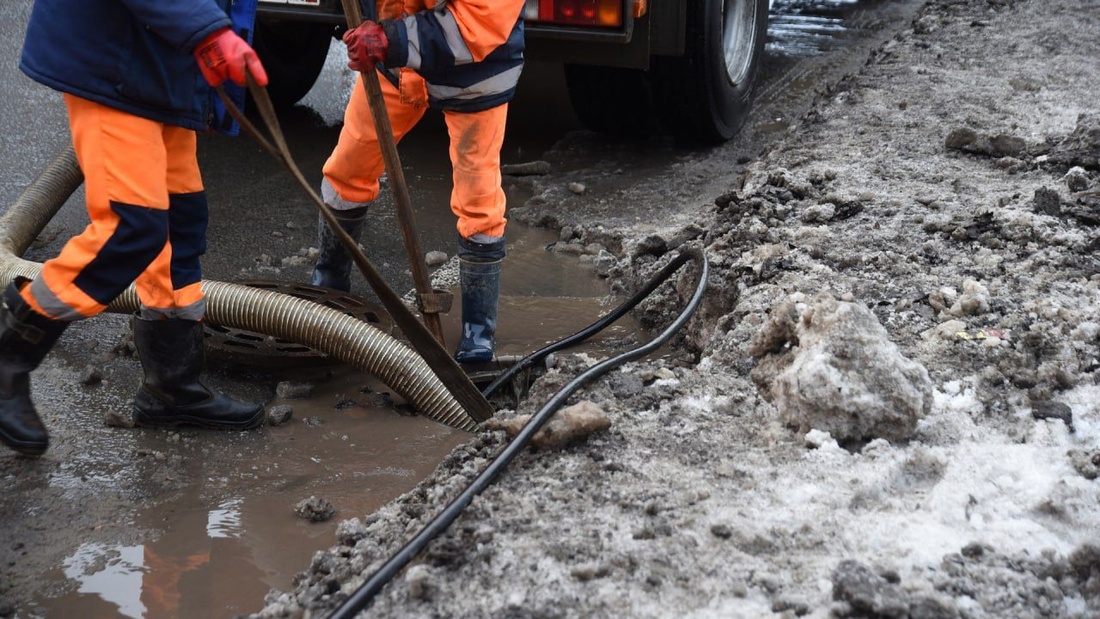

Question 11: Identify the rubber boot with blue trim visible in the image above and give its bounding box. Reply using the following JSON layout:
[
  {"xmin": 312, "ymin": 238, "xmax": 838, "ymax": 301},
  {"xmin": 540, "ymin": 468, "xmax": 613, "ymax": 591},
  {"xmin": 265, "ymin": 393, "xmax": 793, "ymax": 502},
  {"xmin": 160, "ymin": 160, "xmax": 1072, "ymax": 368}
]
[
  {"xmin": 0, "ymin": 278, "xmax": 68, "ymax": 456},
  {"xmin": 454, "ymin": 235, "xmax": 505, "ymax": 364}
]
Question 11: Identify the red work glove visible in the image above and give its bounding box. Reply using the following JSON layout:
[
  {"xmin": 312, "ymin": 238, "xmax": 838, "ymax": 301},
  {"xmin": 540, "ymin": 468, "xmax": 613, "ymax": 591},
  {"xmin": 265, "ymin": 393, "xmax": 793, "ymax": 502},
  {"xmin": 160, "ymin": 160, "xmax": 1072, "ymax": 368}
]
[
  {"xmin": 343, "ymin": 21, "xmax": 389, "ymax": 72},
  {"xmin": 193, "ymin": 28, "xmax": 269, "ymax": 87}
]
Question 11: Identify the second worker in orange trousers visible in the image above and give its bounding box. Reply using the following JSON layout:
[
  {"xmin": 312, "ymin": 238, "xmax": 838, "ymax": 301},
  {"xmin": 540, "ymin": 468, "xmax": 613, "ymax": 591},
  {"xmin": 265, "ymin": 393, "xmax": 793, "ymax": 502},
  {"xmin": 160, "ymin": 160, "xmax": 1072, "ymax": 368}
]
[{"xmin": 309, "ymin": 0, "xmax": 525, "ymax": 364}]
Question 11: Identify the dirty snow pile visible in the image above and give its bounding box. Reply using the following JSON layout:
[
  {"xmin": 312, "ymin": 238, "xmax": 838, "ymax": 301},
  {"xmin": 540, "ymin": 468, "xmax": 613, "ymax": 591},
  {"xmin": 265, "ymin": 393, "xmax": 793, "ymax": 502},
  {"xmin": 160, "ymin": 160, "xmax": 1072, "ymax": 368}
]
[{"xmin": 251, "ymin": 1, "xmax": 1099, "ymax": 618}]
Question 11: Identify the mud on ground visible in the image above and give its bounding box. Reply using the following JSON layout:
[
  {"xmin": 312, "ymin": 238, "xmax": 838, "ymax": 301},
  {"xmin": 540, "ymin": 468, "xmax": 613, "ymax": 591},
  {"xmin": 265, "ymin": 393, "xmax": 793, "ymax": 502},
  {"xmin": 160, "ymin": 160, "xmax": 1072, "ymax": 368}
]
[{"xmin": 255, "ymin": 1, "xmax": 1100, "ymax": 617}]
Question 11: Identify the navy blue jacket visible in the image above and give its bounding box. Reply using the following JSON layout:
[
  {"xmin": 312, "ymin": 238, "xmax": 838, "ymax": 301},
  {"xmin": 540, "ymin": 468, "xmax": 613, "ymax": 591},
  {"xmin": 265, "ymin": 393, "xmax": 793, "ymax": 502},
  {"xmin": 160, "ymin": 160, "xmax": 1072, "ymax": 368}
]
[
  {"xmin": 375, "ymin": 0, "xmax": 525, "ymax": 113},
  {"xmin": 382, "ymin": 12, "xmax": 523, "ymax": 113},
  {"xmin": 20, "ymin": 0, "xmax": 246, "ymax": 132}
]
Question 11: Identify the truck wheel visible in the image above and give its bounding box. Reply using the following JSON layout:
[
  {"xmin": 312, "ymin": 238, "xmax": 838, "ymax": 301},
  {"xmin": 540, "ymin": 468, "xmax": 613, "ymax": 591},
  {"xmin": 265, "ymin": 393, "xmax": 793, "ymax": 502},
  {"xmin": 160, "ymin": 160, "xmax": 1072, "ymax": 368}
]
[
  {"xmin": 252, "ymin": 21, "xmax": 334, "ymax": 109},
  {"xmin": 654, "ymin": 0, "xmax": 769, "ymax": 144},
  {"xmin": 563, "ymin": 65, "xmax": 659, "ymax": 139}
]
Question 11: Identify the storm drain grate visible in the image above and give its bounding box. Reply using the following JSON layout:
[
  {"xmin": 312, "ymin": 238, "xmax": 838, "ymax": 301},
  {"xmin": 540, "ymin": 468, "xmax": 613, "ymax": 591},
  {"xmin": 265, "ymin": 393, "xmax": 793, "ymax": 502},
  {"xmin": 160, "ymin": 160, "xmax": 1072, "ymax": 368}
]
[{"xmin": 203, "ymin": 280, "xmax": 394, "ymax": 368}]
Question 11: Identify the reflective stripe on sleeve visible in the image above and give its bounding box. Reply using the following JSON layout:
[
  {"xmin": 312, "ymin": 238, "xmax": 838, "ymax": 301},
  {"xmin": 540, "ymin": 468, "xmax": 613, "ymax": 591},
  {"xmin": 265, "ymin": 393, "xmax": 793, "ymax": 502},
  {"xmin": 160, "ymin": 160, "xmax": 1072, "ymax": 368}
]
[{"xmin": 426, "ymin": 64, "xmax": 522, "ymax": 102}]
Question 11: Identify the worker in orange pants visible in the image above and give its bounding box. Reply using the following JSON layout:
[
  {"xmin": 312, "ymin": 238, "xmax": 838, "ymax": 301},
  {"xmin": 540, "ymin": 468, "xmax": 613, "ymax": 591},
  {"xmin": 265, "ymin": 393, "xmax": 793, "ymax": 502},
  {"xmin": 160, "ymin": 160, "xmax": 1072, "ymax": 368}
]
[
  {"xmin": 309, "ymin": 0, "xmax": 523, "ymax": 364},
  {"xmin": 1, "ymin": 0, "xmax": 270, "ymax": 457},
  {"xmin": 25, "ymin": 96, "xmax": 210, "ymax": 323}
]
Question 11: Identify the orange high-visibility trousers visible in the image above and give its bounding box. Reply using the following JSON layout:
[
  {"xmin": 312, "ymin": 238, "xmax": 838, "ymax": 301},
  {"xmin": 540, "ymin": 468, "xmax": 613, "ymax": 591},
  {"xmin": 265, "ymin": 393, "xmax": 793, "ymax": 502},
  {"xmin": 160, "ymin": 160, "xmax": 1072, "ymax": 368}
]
[
  {"xmin": 21, "ymin": 95, "xmax": 208, "ymax": 322},
  {"xmin": 321, "ymin": 70, "xmax": 509, "ymax": 240}
]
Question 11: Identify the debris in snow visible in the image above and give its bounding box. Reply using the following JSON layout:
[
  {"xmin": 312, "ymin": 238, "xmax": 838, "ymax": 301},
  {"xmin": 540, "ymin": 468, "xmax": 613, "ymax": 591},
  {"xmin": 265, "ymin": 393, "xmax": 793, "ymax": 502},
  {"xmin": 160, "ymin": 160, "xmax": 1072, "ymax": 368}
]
[
  {"xmin": 830, "ymin": 559, "xmax": 912, "ymax": 618},
  {"xmin": 1068, "ymin": 450, "xmax": 1100, "ymax": 480},
  {"xmin": 944, "ymin": 127, "xmax": 1029, "ymax": 159},
  {"xmin": 104, "ymin": 410, "xmax": 135, "ymax": 429},
  {"xmin": 1030, "ymin": 400, "xmax": 1074, "ymax": 432},
  {"xmin": 750, "ymin": 293, "xmax": 933, "ymax": 443},
  {"xmin": 946, "ymin": 278, "xmax": 991, "ymax": 317},
  {"xmin": 484, "ymin": 400, "xmax": 611, "ymax": 451},
  {"xmin": 1064, "ymin": 166, "xmax": 1090, "ymax": 192},
  {"xmin": 1046, "ymin": 113, "xmax": 1100, "ymax": 170},
  {"xmin": 80, "ymin": 366, "xmax": 103, "ymax": 386},
  {"xmin": 1032, "ymin": 187, "xmax": 1063, "ymax": 217},
  {"xmin": 804, "ymin": 428, "xmax": 837, "ymax": 449}
]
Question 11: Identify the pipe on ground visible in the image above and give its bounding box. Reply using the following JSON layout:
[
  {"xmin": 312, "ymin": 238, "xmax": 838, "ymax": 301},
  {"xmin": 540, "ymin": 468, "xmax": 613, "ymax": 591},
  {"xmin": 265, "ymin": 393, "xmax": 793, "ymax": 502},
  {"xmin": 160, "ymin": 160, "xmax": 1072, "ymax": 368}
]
[{"xmin": 0, "ymin": 146, "xmax": 479, "ymax": 432}]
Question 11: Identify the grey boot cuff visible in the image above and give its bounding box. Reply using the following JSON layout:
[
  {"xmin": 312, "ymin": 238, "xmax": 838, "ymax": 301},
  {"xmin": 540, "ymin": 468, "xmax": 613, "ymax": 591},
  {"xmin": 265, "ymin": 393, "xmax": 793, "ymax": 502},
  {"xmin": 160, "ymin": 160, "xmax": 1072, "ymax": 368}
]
[
  {"xmin": 458, "ymin": 235, "xmax": 506, "ymax": 262},
  {"xmin": 321, "ymin": 177, "xmax": 373, "ymax": 212}
]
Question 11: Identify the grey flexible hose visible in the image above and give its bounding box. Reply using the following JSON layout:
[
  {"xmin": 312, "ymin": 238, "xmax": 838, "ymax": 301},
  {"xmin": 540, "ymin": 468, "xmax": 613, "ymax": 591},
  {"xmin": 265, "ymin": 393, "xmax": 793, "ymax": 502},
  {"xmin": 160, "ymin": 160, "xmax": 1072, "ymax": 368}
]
[{"xmin": 0, "ymin": 146, "xmax": 478, "ymax": 432}]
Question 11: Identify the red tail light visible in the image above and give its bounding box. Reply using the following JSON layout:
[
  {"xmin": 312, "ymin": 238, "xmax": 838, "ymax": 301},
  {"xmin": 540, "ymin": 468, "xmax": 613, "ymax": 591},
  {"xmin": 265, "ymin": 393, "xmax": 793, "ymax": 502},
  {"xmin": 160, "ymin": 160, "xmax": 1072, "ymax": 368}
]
[{"xmin": 524, "ymin": 0, "xmax": 623, "ymax": 27}]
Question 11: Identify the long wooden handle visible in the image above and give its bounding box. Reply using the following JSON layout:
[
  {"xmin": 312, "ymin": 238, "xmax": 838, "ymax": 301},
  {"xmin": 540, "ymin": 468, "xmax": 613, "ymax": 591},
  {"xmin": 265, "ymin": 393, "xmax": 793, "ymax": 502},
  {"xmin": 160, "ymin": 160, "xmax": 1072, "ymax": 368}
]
[
  {"xmin": 341, "ymin": 0, "xmax": 447, "ymax": 347},
  {"xmin": 342, "ymin": 0, "xmax": 365, "ymax": 23},
  {"xmin": 214, "ymin": 80, "xmax": 494, "ymax": 424}
]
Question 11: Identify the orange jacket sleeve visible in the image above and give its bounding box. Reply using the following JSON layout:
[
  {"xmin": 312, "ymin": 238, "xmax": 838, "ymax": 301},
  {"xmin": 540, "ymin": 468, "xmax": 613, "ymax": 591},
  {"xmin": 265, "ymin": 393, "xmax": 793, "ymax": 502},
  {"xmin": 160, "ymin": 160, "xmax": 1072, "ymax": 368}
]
[{"xmin": 446, "ymin": 0, "xmax": 525, "ymax": 62}]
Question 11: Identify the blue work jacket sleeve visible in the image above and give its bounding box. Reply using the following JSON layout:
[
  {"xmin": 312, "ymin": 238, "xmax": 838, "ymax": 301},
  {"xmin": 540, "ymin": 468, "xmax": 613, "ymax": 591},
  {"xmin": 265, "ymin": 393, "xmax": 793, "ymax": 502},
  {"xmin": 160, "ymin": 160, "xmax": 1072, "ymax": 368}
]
[
  {"xmin": 118, "ymin": 0, "xmax": 231, "ymax": 51},
  {"xmin": 20, "ymin": 0, "xmax": 243, "ymax": 131}
]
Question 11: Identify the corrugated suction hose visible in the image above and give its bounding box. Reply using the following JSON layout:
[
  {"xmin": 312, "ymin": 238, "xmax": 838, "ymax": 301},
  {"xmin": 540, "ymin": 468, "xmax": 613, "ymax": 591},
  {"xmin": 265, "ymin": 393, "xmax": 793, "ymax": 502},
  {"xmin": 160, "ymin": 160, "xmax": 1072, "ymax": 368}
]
[{"xmin": 0, "ymin": 146, "xmax": 478, "ymax": 432}]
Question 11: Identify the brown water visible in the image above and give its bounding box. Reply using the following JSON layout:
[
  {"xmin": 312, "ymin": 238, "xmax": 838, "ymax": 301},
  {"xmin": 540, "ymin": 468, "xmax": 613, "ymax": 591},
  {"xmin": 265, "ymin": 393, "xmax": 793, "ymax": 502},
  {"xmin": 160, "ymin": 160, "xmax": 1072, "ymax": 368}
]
[
  {"xmin": 31, "ymin": 224, "xmax": 634, "ymax": 619},
  {"xmin": 37, "ymin": 371, "xmax": 467, "ymax": 619}
]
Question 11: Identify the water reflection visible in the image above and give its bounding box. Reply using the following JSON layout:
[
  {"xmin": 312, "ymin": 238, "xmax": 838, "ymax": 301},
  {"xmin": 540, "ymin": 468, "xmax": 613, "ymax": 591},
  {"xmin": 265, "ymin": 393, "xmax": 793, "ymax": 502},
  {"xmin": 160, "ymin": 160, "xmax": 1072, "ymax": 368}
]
[
  {"xmin": 62, "ymin": 543, "xmax": 146, "ymax": 619},
  {"xmin": 58, "ymin": 498, "xmax": 262, "ymax": 618},
  {"xmin": 206, "ymin": 498, "xmax": 244, "ymax": 539}
]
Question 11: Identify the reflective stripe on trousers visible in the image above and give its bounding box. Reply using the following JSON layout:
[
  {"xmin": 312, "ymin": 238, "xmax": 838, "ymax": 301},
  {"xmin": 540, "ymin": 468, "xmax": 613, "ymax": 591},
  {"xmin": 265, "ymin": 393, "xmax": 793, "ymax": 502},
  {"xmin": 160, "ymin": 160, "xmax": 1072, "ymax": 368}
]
[
  {"xmin": 320, "ymin": 70, "xmax": 508, "ymax": 239},
  {"xmin": 21, "ymin": 94, "xmax": 207, "ymax": 322}
]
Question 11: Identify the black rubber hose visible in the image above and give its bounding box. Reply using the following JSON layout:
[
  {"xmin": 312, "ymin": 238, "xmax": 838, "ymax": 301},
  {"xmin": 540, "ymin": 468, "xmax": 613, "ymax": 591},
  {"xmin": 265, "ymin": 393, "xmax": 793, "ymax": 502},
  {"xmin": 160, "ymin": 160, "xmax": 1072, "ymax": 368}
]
[
  {"xmin": 327, "ymin": 247, "xmax": 708, "ymax": 619},
  {"xmin": 483, "ymin": 248, "xmax": 706, "ymax": 399}
]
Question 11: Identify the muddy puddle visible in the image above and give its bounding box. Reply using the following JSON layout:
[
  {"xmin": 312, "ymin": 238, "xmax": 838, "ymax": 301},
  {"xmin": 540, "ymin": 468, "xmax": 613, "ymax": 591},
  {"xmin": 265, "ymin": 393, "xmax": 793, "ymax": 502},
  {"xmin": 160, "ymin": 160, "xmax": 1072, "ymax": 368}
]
[
  {"xmin": 24, "ymin": 240, "xmax": 632, "ymax": 618},
  {"xmin": 24, "ymin": 218, "xmax": 636, "ymax": 619},
  {"xmin": 35, "ymin": 378, "xmax": 463, "ymax": 619}
]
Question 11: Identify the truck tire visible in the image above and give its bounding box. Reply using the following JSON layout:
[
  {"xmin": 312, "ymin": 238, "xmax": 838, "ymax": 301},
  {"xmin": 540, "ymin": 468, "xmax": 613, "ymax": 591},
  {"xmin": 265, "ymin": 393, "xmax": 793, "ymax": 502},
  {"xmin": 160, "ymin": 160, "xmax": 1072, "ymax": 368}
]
[
  {"xmin": 252, "ymin": 21, "xmax": 334, "ymax": 109},
  {"xmin": 654, "ymin": 0, "xmax": 769, "ymax": 144},
  {"xmin": 564, "ymin": 65, "xmax": 659, "ymax": 139}
]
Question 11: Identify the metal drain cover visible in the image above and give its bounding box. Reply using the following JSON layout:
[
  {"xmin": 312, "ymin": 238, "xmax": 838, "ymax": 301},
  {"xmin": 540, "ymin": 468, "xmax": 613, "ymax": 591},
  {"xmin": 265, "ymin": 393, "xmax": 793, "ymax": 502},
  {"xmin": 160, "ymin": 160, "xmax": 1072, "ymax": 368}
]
[{"xmin": 203, "ymin": 280, "xmax": 394, "ymax": 368}]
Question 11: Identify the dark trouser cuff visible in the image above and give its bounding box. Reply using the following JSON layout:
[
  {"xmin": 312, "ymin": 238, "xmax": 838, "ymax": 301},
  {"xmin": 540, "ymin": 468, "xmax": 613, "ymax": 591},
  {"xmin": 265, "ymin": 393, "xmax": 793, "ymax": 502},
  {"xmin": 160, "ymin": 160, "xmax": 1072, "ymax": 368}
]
[{"xmin": 457, "ymin": 235, "xmax": 506, "ymax": 262}]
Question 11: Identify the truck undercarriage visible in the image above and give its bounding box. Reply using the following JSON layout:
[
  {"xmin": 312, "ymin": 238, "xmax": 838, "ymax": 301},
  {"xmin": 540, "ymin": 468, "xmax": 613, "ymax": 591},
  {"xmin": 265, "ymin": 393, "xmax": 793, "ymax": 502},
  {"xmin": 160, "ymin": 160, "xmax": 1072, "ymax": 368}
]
[{"xmin": 253, "ymin": 0, "xmax": 770, "ymax": 144}]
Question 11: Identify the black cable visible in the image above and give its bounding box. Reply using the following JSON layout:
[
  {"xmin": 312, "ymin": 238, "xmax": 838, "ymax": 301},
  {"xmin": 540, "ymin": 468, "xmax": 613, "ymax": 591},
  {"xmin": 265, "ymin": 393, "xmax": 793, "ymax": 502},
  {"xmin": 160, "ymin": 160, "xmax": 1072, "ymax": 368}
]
[
  {"xmin": 327, "ymin": 247, "xmax": 708, "ymax": 619},
  {"xmin": 482, "ymin": 248, "xmax": 704, "ymax": 399}
]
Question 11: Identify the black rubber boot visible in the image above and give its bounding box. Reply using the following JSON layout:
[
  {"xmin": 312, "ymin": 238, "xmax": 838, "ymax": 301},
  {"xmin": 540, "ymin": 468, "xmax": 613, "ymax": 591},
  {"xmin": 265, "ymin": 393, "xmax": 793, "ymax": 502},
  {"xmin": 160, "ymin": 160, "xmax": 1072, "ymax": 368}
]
[
  {"xmin": 132, "ymin": 316, "xmax": 264, "ymax": 430},
  {"xmin": 0, "ymin": 280, "xmax": 68, "ymax": 456},
  {"xmin": 309, "ymin": 206, "xmax": 368, "ymax": 292},
  {"xmin": 454, "ymin": 236, "xmax": 505, "ymax": 364}
]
